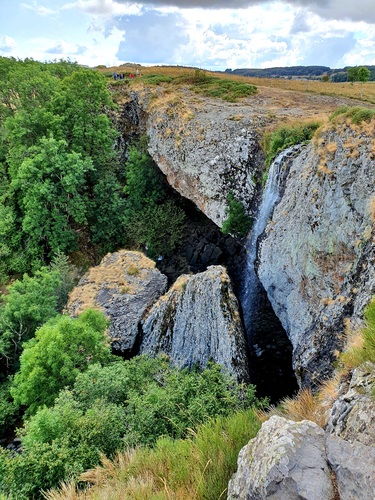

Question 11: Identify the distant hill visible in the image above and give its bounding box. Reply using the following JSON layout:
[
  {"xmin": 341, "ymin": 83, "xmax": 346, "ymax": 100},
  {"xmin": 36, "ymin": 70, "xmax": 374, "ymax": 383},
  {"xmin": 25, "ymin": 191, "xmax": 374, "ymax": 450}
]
[{"xmin": 224, "ymin": 65, "xmax": 375, "ymax": 82}]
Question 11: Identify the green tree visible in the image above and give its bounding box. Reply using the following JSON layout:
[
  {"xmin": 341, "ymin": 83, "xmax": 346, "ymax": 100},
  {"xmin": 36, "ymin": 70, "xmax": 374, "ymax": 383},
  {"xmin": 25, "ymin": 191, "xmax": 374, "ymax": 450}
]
[
  {"xmin": 124, "ymin": 144, "xmax": 186, "ymax": 257},
  {"xmin": 347, "ymin": 66, "xmax": 359, "ymax": 84},
  {"xmin": 0, "ymin": 267, "xmax": 63, "ymax": 371},
  {"xmin": 358, "ymin": 66, "xmax": 371, "ymax": 83},
  {"xmin": 11, "ymin": 137, "xmax": 93, "ymax": 267},
  {"xmin": 11, "ymin": 309, "xmax": 112, "ymax": 414},
  {"xmin": 53, "ymin": 69, "xmax": 117, "ymax": 172},
  {"xmin": 222, "ymin": 192, "xmax": 252, "ymax": 238}
]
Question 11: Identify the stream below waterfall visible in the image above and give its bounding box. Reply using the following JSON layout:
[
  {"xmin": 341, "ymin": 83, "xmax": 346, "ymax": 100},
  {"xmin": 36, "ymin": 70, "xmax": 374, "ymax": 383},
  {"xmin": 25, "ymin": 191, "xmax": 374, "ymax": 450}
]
[{"xmin": 240, "ymin": 145, "xmax": 302, "ymax": 402}]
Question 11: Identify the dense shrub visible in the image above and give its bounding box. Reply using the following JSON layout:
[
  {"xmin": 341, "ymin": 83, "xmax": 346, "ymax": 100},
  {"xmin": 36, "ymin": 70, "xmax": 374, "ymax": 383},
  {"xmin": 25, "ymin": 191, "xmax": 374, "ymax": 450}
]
[
  {"xmin": 263, "ymin": 122, "xmax": 320, "ymax": 166},
  {"xmin": 11, "ymin": 309, "xmax": 112, "ymax": 414},
  {"xmin": 221, "ymin": 192, "xmax": 252, "ymax": 238},
  {"xmin": 1, "ymin": 357, "xmax": 264, "ymax": 498},
  {"xmin": 45, "ymin": 409, "xmax": 262, "ymax": 500},
  {"xmin": 124, "ymin": 145, "xmax": 185, "ymax": 257}
]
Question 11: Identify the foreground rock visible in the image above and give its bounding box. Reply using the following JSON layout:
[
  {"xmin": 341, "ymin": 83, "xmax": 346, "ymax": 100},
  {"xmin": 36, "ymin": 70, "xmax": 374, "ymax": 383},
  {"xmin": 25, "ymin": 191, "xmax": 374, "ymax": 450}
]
[
  {"xmin": 258, "ymin": 118, "xmax": 375, "ymax": 386},
  {"xmin": 326, "ymin": 363, "xmax": 375, "ymax": 499},
  {"xmin": 227, "ymin": 415, "xmax": 334, "ymax": 499},
  {"xmin": 66, "ymin": 250, "xmax": 167, "ymax": 353},
  {"xmin": 140, "ymin": 266, "xmax": 249, "ymax": 381}
]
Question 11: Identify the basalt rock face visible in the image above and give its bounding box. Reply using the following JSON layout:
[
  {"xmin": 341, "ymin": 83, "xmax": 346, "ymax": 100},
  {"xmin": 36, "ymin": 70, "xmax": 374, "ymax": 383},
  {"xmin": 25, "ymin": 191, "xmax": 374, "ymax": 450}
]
[
  {"xmin": 66, "ymin": 250, "xmax": 168, "ymax": 354},
  {"xmin": 140, "ymin": 266, "xmax": 250, "ymax": 381},
  {"xmin": 325, "ymin": 363, "xmax": 375, "ymax": 499},
  {"xmin": 122, "ymin": 89, "xmax": 265, "ymax": 227},
  {"xmin": 258, "ymin": 121, "xmax": 375, "ymax": 386},
  {"xmin": 227, "ymin": 415, "xmax": 334, "ymax": 500}
]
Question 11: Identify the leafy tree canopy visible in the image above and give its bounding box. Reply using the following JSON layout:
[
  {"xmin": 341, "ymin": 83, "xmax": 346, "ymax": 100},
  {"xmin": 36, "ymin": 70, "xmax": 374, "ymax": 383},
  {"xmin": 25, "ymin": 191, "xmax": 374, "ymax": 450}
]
[{"xmin": 11, "ymin": 309, "xmax": 112, "ymax": 414}]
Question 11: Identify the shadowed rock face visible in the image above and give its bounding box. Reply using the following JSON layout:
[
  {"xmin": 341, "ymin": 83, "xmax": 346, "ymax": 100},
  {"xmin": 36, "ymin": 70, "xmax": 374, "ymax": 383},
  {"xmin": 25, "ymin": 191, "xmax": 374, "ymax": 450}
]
[
  {"xmin": 65, "ymin": 250, "xmax": 168, "ymax": 355},
  {"xmin": 258, "ymin": 122, "xmax": 375, "ymax": 387},
  {"xmin": 140, "ymin": 266, "xmax": 250, "ymax": 382}
]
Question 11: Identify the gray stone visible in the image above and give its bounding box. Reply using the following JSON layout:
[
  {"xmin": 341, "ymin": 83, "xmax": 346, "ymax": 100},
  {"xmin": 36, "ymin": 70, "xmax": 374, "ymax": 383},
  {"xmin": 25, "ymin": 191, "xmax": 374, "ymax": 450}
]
[
  {"xmin": 326, "ymin": 363, "xmax": 375, "ymax": 446},
  {"xmin": 258, "ymin": 123, "xmax": 375, "ymax": 386},
  {"xmin": 227, "ymin": 415, "xmax": 334, "ymax": 500},
  {"xmin": 140, "ymin": 265, "xmax": 249, "ymax": 381},
  {"xmin": 326, "ymin": 435, "xmax": 375, "ymax": 500},
  {"xmin": 66, "ymin": 250, "xmax": 167, "ymax": 353}
]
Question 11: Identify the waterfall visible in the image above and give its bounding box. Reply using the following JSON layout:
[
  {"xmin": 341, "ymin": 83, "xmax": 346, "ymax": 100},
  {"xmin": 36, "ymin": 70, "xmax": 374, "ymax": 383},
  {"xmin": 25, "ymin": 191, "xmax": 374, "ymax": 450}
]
[{"xmin": 241, "ymin": 145, "xmax": 301, "ymax": 343}]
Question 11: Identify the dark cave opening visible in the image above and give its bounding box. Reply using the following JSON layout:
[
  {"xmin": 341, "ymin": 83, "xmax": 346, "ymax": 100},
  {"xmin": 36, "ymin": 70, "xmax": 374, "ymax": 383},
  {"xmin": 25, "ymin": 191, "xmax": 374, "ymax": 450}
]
[
  {"xmin": 153, "ymin": 186, "xmax": 298, "ymax": 404},
  {"xmin": 240, "ymin": 281, "xmax": 299, "ymax": 404}
]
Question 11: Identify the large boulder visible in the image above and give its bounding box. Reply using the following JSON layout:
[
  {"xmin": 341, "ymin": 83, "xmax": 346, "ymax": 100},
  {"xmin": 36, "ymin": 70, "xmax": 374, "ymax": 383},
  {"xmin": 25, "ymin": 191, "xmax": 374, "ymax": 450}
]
[
  {"xmin": 258, "ymin": 119, "xmax": 375, "ymax": 386},
  {"xmin": 227, "ymin": 415, "xmax": 334, "ymax": 499},
  {"xmin": 66, "ymin": 250, "xmax": 167, "ymax": 353},
  {"xmin": 140, "ymin": 265, "xmax": 249, "ymax": 381},
  {"xmin": 325, "ymin": 363, "xmax": 375, "ymax": 499}
]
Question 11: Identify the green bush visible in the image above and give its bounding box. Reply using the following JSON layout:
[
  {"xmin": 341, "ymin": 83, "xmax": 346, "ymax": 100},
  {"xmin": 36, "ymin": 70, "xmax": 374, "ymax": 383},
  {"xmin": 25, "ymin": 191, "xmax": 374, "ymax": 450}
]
[
  {"xmin": 191, "ymin": 77, "xmax": 257, "ymax": 102},
  {"xmin": 0, "ymin": 266, "xmax": 63, "ymax": 372},
  {"xmin": 124, "ymin": 144, "xmax": 185, "ymax": 257},
  {"xmin": 1, "ymin": 357, "xmax": 264, "ymax": 498},
  {"xmin": 47, "ymin": 409, "xmax": 261, "ymax": 500},
  {"xmin": 141, "ymin": 74, "xmax": 174, "ymax": 85},
  {"xmin": 330, "ymin": 106, "xmax": 375, "ymax": 125},
  {"xmin": 11, "ymin": 309, "xmax": 113, "ymax": 415},
  {"xmin": 221, "ymin": 192, "xmax": 252, "ymax": 238},
  {"xmin": 263, "ymin": 122, "xmax": 320, "ymax": 166}
]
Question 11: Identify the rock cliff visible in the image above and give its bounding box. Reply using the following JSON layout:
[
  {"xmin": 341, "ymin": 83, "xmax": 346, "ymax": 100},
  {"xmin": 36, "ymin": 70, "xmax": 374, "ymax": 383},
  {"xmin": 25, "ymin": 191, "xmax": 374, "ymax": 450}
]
[
  {"xmin": 258, "ymin": 118, "xmax": 375, "ymax": 386},
  {"xmin": 228, "ymin": 364, "xmax": 375, "ymax": 500},
  {"xmin": 65, "ymin": 250, "xmax": 168, "ymax": 354},
  {"xmin": 140, "ymin": 265, "xmax": 249, "ymax": 381},
  {"xmin": 121, "ymin": 88, "xmax": 265, "ymax": 226}
]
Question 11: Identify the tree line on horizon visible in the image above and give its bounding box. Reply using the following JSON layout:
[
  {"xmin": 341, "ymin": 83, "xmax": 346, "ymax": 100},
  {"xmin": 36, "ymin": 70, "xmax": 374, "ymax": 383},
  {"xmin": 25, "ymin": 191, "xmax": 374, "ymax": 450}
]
[{"xmin": 224, "ymin": 64, "xmax": 375, "ymax": 82}]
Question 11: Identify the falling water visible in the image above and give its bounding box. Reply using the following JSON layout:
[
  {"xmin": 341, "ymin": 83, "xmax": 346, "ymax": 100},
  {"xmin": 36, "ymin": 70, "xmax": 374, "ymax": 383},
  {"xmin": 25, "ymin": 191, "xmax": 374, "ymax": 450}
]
[{"xmin": 241, "ymin": 145, "xmax": 301, "ymax": 337}]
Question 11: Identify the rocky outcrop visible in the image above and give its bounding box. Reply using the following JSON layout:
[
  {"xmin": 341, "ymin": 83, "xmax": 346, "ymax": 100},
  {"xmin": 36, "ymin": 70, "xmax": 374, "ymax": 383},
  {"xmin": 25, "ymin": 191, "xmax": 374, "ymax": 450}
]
[
  {"xmin": 258, "ymin": 119, "xmax": 375, "ymax": 386},
  {"xmin": 325, "ymin": 363, "xmax": 375, "ymax": 499},
  {"xmin": 140, "ymin": 266, "xmax": 249, "ymax": 381},
  {"xmin": 227, "ymin": 415, "xmax": 334, "ymax": 499},
  {"xmin": 66, "ymin": 250, "xmax": 167, "ymax": 353},
  {"xmin": 122, "ymin": 89, "xmax": 265, "ymax": 227}
]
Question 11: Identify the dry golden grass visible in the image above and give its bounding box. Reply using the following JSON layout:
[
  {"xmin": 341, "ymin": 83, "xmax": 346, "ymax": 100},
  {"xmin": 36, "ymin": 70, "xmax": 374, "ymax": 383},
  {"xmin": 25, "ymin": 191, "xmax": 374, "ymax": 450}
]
[
  {"xmin": 368, "ymin": 197, "xmax": 375, "ymax": 223},
  {"xmin": 66, "ymin": 250, "xmax": 155, "ymax": 315},
  {"xmin": 256, "ymin": 373, "xmax": 343, "ymax": 429}
]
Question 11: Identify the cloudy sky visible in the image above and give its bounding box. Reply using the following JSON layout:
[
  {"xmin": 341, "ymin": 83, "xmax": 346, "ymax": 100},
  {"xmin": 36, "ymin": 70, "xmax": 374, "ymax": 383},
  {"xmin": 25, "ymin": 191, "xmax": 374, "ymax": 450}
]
[{"xmin": 0, "ymin": 0, "xmax": 374, "ymax": 70}]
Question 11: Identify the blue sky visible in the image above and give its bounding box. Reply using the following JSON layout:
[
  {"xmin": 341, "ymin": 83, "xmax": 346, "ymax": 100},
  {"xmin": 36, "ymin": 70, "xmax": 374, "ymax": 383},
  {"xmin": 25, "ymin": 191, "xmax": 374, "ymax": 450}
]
[{"xmin": 0, "ymin": 0, "xmax": 374, "ymax": 70}]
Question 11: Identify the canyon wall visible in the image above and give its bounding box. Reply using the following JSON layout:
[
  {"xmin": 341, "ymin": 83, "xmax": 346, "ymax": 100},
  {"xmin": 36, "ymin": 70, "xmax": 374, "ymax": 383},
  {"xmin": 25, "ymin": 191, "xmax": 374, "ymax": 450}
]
[{"xmin": 258, "ymin": 119, "xmax": 375, "ymax": 385}]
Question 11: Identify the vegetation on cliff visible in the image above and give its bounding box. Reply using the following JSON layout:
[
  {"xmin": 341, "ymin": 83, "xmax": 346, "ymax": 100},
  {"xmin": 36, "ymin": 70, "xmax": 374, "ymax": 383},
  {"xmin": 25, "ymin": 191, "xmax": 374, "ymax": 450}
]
[{"xmin": 0, "ymin": 356, "xmax": 263, "ymax": 499}]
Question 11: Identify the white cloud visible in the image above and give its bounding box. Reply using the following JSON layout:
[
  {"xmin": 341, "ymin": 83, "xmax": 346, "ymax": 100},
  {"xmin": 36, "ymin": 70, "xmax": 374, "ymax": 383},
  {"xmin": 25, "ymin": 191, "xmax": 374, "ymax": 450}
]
[
  {"xmin": 0, "ymin": 36, "xmax": 17, "ymax": 54},
  {"xmin": 21, "ymin": 2, "xmax": 58, "ymax": 16},
  {"xmin": 62, "ymin": 0, "xmax": 143, "ymax": 16}
]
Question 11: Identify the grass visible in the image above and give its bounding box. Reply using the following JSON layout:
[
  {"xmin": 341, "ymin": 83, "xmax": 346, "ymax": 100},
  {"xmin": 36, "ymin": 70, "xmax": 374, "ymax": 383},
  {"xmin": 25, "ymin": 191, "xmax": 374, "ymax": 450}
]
[
  {"xmin": 44, "ymin": 409, "xmax": 261, "ymax": 500},
  {"xmin": 329, "ymin": 106, "xmax": 375, "ymax": 125},
  {"xmin": 263, "ymin": 121, "xmax": 321, "ymax": 165},
  {"xmin": 97, "ymin": 64, "xmax": 375, "ymax": 104},
  {"xmin": 340, "ymin": 299, "xmax": 375, "ymax": 371}
]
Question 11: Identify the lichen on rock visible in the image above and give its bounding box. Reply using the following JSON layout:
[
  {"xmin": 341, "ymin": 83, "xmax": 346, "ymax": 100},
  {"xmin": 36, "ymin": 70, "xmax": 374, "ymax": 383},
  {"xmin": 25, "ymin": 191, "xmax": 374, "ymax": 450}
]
[
  {"xmin": 227, "ymin": 415, "xmax": 334, "ymax": 500},
  {"xmin": 65, "ymin": 250, "xmax": 168, "ymax": 353},
  {"xmin": 140, "ymin": 265, "xmax": 250, "ymax": 381},
  {"xmin": 258, "ymin": 120, "xmax": 375, "ymax": 386}
]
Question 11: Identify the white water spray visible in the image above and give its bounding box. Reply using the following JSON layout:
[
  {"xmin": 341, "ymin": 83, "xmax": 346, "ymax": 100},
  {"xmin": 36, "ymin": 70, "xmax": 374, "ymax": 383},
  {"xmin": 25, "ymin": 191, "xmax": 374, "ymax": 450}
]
[{"xmin": 241, "ymin": 145, "xmax": 301, "ymax": 339}]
